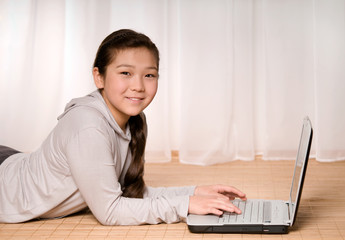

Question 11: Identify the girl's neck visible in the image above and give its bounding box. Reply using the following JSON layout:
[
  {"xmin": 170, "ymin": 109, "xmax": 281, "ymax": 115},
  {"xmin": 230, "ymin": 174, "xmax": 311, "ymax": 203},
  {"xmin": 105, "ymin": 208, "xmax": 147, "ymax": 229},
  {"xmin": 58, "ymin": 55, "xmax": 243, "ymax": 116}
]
[
  {"xmin": 99, "ymin": 90, "xmax": 129, "ymax": 133},
  {"xmin": 112, "ymin": 113, "xmax": 129, "ymax": 133}
]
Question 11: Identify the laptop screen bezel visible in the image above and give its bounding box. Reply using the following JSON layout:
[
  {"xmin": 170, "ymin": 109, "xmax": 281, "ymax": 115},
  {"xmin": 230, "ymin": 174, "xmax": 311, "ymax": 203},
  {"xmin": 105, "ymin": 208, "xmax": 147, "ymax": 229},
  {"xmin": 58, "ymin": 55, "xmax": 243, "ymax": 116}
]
[{"xmin": 288, "ymin": 117, "xmax": 313, "ymax": 226}]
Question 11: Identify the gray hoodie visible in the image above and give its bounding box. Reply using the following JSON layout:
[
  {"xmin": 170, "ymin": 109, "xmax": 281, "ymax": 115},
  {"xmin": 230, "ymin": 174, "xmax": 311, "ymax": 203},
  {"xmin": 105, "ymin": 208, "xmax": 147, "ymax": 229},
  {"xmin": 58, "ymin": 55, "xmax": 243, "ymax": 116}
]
[{"xmin": 0, "ymin": 90, "xmax": 195, "ymax": 225}]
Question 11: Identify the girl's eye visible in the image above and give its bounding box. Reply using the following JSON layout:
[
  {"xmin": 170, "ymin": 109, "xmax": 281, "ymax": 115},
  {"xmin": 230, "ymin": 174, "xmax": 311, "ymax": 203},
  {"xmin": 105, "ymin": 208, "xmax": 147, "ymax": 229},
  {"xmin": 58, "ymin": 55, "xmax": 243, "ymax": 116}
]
[
  {"xmin": 120, "ymin": 72, "xmax": 130, "ymax": 76},
  {"xmin": 145, "ymin": 74, "xmax": 155, "ymax": 78}
]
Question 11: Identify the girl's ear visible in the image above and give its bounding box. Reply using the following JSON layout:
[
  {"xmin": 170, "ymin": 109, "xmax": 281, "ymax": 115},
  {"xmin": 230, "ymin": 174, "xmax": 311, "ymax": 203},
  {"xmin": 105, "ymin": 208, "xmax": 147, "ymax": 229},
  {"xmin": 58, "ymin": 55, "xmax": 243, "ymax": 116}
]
[{"xmin": 93, "ymin": 67, "xmax": 105, "ymax": 89}]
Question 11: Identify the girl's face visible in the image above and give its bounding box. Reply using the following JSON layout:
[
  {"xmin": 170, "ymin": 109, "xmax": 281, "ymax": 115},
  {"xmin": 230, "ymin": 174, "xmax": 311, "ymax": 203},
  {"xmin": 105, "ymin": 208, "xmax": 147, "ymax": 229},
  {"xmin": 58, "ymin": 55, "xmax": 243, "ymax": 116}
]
[{"xmin": 93, "ymin": 47, "xmax": 158, "ymax": 130}]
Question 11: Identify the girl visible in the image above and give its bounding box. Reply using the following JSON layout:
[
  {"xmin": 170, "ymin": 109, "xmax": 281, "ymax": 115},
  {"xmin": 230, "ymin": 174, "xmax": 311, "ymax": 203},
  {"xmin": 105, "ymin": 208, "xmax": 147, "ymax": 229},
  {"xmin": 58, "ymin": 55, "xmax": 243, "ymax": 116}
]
[{"xmin": 0, "ymin": 29, "xmax": 246, "ymax": 225}]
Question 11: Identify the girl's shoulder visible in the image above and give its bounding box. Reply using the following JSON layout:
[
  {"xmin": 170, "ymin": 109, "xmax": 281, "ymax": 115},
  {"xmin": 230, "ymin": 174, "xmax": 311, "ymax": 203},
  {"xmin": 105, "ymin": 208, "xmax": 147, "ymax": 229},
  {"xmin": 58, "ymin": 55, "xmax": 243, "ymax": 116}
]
[
  {"xmin": 55, "ymin": 105, "xmax": 112, "ymax": 141},
  {"xmin": 57, "ymin": 91, "xmax": 122, "ymax": 132},
  {"xmin": 62, "ymin": 105, "xmax": 108, "ymax": 127}
]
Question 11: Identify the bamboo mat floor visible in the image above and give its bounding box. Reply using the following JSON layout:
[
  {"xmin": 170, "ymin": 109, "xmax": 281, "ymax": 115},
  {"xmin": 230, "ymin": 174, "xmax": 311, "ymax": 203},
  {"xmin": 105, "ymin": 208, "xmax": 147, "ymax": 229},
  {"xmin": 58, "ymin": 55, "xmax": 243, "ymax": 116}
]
[{"xmin": 1, "ymin": 155, "xmax": 345, "ymax": 239}]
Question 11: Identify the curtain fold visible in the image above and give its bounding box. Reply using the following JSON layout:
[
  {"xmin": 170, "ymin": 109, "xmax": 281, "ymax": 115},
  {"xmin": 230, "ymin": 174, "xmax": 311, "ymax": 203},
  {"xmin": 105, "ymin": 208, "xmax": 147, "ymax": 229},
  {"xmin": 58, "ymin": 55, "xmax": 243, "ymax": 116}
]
[
  {"xmin": 262, "ymin": 0, "xmax": 315, "ymax": 160},
  {"xmin": 0, "ymin": 0, "xmax": 344, "ymax": 164},
  {"xmin": 313, "ymin": 0, "xmax": 345, "ymax": 162}
]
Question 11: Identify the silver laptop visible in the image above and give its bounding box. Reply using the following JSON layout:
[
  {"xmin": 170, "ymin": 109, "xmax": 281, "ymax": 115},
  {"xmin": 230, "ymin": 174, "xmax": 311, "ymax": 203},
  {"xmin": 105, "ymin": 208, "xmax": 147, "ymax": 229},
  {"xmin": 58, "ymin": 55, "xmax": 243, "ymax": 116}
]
[{"xmin": 187, "ymin": 116, "xmax": 313, "ymax": 234}]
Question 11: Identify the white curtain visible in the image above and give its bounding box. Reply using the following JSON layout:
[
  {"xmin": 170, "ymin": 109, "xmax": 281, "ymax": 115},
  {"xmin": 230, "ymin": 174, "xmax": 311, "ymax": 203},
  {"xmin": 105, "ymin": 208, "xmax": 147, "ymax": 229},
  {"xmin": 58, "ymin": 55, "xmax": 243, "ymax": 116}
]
[{"xmin": 1, "ymin": 0, "xmax": 344, "ymax": 165}]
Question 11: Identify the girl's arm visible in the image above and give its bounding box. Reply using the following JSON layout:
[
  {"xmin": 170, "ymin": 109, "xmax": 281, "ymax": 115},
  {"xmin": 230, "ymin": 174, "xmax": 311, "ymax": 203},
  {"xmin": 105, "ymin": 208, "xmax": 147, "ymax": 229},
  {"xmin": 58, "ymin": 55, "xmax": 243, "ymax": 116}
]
[
  {"xmin": 65, "ymin": 126, "xmax": 189, "ymax": 225},
  {"xmin": 144, "ymin": 186, "xmax": 195, "ymax": 199}
]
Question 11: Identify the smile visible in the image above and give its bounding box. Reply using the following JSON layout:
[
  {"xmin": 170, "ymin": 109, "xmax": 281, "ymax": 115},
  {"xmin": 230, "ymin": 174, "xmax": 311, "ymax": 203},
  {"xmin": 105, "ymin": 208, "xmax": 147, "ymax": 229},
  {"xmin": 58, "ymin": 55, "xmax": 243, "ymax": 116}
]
[{"xmin": 126, "ymin": 97, "xmax": 144, "ymax": 102}]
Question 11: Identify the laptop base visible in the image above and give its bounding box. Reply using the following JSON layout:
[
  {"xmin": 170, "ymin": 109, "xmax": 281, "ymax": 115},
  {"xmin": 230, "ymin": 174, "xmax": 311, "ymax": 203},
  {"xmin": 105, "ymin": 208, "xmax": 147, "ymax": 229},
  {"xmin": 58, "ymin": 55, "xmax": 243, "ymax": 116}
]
[{"xmin": 188, "ymin": 224, "xmax": 289, "ymax": 234}]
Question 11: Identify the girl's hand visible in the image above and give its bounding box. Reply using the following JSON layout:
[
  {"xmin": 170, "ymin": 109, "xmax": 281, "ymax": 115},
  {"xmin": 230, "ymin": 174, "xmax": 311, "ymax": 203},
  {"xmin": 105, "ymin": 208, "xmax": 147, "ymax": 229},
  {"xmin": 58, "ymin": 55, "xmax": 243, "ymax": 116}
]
[
  {"xmin": 188, "ymin": 184, "xmax": 247, "ymax": 215},
  {"xmin": 189, "ymin": 195, "xmax": 242, "ymax": 215},
  {"xmin": 194, "ymin": 184, "xmax": 247, "ymax": 201}
]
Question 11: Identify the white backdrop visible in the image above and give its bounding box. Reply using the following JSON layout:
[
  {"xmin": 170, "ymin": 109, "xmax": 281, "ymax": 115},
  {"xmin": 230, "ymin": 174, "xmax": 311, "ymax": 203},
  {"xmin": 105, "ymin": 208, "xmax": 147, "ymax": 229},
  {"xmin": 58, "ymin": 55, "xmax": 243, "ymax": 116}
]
[{"xmin": 0, "ymin": 0, "xmax": 344, "ymax": 165}]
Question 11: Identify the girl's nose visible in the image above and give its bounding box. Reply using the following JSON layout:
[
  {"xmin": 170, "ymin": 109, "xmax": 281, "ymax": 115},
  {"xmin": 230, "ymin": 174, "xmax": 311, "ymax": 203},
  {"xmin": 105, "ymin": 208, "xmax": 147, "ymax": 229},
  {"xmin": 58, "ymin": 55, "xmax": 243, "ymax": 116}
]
[{"xmin": 130, "ymin": 76, "xmax": 145, "ymax": 92}]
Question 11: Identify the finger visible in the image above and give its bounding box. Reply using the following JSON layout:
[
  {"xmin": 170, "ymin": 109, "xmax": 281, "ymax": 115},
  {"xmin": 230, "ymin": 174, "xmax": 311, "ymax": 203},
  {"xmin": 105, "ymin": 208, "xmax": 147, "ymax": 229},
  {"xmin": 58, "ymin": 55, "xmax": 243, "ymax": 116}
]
[
  {"xmin": 212, "ymin": 198, "xmax": 242, "ymax": 215},
  {"xmin": 225, "ymin": 203, "xmax": 242, "ymax": 214},
  {"xmin": 231, "ymin": 204, "xmax": 242, "ymax": 214},
  {"xmin": 224, "ymin": 192, "xmax": 247, "ymax": 201},
  {"xmin": 222, "ymin": 193, "xmax": 236, "ymax": 199},
  {"xmin": 218, "ymin": 185, "xmax": 247, "ymax": 199},
  {"xmin": 215, "ymin": 193, "xmax": 232, "ymax": 200},
  {"xmin": 210, "ymin": 208, "xmax": 223, "ymax": 216},
  {"xmin": 204, "ymin": 200, "xmax": 225, "ymax": 216},
  {"xmin": 218, "ymin": 204, "xmax": 242, "ymax": 214}
]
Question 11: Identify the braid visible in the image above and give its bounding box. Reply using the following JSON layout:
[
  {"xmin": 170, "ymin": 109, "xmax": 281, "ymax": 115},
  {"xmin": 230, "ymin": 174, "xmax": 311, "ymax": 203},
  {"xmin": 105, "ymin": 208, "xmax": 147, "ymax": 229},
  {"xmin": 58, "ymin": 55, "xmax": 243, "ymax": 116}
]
[{"xmin": 122, "ymin": 114, "xmax": 146, "ymax": 198}]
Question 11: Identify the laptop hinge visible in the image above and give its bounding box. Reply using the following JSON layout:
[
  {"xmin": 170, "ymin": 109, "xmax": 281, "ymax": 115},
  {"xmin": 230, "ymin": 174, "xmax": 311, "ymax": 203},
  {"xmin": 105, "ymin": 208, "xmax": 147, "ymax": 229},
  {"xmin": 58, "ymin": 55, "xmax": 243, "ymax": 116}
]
[{"xmin": 285, "ymin": 201, "xmax": 292, "ymax": 225}]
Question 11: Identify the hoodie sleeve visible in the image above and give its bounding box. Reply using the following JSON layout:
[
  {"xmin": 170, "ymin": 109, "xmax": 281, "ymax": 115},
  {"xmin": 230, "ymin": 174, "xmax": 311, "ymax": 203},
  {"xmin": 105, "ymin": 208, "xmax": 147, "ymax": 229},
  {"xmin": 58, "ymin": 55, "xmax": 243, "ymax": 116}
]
[
  {"xmin": 65, "ymin": 124, "xmax": 191, "ymax": 225},
  {"xmin": 144, "ymin": 186, "xmax": 195, "ymax": 199}
]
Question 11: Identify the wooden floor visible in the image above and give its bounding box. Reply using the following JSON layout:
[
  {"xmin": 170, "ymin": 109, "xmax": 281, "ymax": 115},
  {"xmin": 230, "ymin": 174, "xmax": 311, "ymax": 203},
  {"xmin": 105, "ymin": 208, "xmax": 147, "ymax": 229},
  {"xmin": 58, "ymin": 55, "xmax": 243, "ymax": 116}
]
[{"xmin": 1, "ymin": 155, "xmax": 345, "ymax": 239}]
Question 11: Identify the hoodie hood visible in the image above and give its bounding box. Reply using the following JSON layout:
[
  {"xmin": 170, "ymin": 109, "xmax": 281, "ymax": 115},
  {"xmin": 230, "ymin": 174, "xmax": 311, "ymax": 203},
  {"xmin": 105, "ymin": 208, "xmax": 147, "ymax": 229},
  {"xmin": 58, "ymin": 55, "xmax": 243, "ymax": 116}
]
[{"xmin": 57, "ymin": 90, "xmax": 130, "ymax": 140}]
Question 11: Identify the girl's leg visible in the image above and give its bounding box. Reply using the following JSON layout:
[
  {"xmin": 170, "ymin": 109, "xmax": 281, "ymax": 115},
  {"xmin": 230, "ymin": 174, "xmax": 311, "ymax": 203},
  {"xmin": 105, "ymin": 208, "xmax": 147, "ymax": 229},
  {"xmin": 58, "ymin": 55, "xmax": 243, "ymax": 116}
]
[{"xmin": 0, "ymin": 145, "xmax": 21, "ymax": 165}]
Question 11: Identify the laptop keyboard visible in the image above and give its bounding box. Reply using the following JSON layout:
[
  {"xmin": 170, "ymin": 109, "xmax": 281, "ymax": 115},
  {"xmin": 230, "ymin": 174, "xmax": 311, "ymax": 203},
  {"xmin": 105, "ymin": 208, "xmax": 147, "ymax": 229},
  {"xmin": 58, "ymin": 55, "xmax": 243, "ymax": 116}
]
[{"xmin": 218, "ymin": 200, "xmax": 272, "ymax": 224}]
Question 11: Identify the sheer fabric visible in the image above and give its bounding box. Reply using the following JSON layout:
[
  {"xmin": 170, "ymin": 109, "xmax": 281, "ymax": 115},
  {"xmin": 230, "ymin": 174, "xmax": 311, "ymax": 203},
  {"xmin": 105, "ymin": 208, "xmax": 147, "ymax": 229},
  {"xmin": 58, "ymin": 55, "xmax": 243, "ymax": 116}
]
[{"xmin": 1, "ymin": 0, "xmax": 344, "ymax": 165}]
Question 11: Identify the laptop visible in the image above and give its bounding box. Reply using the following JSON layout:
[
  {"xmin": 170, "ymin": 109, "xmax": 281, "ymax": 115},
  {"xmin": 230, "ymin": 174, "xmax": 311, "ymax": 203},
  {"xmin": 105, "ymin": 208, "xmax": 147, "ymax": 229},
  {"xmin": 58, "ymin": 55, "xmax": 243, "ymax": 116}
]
[{"xmin": 187, "ymin": 116, "xmax": 313, "ymax": 234}]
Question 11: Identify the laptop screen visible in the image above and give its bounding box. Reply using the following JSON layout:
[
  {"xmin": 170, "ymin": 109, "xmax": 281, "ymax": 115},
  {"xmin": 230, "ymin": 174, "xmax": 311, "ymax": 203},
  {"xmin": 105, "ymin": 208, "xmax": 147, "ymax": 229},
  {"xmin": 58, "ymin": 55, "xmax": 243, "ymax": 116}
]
[{"xmin": 289, "ymin": 117, "xmax": 313, "ymax": 225}]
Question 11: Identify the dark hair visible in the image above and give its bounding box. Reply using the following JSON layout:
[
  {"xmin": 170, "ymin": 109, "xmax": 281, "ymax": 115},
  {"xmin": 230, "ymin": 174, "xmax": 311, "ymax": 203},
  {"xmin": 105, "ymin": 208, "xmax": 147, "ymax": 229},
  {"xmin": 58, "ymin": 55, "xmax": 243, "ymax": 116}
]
[
  {"xmin": 93, "ymin": 29, "xmax": 159, "ymax": 74},
  {"xmin": 93, "ymin": 29, "xmax": 159, "ymax": 198}
]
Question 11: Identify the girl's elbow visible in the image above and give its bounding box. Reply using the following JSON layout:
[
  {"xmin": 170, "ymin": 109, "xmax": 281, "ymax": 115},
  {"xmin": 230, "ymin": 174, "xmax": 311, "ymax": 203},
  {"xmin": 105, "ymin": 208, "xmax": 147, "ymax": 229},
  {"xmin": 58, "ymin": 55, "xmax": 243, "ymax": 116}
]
[
  {"xmin": 98, "ymin": 219, "xmax": 114, "ymax": 226},
  {"xmin": 92, "ymin": 212, "xmax": 119, "ymax": 226}
]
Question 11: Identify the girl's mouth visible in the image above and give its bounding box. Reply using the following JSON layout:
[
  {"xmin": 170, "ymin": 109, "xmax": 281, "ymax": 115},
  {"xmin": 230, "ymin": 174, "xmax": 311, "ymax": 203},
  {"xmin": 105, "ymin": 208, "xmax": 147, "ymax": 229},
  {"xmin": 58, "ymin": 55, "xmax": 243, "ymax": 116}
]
[{"xmin": 127, "ymin": 97, "xmax": 144, "ymax": 101}]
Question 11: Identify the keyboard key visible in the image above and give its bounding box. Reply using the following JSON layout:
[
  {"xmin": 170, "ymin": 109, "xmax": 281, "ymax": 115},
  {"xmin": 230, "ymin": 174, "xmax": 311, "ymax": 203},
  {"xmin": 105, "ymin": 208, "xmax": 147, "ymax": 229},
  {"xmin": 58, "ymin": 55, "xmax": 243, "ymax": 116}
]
[
  {"xmin": 263, "ymin": 201, "xmax": 272, "ymax": 223},
  {"xmin": 243, "ymin": 201, "xmax": 252, "ymax": 222}
]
